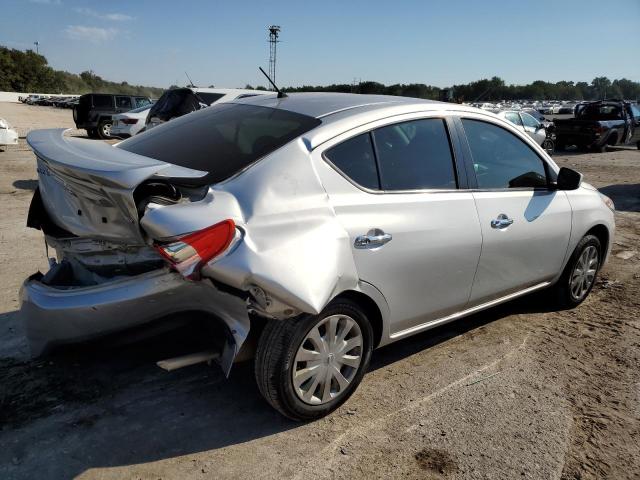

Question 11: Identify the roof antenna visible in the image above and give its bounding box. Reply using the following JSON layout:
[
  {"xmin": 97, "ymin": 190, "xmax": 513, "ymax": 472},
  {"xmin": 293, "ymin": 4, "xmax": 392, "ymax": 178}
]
[
  {"xmin": 259, "ymin": 67, "xmax": 286, "ymax": 98},
  {"xmin": 185, "ymin": 71, "xmax": 196, "ymax": 88}
]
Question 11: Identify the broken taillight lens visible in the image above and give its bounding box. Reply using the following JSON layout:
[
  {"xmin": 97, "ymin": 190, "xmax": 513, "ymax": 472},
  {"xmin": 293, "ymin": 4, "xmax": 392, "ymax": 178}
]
[{"xmin": 154, "ymin": 219, "xmax": 236, "ymax": 278}]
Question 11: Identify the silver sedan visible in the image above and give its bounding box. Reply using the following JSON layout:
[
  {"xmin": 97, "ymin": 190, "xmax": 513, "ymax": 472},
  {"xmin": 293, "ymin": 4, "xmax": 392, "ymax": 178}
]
[{"xmin": 21, "ymin": 93, "xmax": 615, "ymax": 420}]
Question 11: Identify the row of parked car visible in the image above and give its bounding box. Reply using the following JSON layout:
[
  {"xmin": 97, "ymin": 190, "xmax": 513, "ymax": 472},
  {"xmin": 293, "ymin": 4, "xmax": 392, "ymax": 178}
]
[
  {"xmin": 72, "ymin": 87, "xmax": 275, "ymax": 139},
  {"xmin": 20, "ymin": 94, "xmax": 80, "ymax": 108},
  {"xmin": 494, "ymin": 100, "xmax": 640, "ymax": 153},
  {"xmin": 468, "ymin": 100, "xmax": 582, "ymax": 115}
]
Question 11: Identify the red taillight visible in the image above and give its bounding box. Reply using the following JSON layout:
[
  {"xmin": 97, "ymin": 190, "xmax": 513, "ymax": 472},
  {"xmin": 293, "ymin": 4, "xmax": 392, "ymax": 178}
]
[
  {"xmin": 155, "ymin": 219, "xmax": 236, "ymax": 278},
  {"xmin": 121, "ymin": 118, "xmax": 138, "ymax": 125}
]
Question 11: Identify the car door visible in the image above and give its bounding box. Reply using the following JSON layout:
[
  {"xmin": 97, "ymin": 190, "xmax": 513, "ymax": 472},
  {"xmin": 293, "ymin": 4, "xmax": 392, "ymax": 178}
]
[
  {"xmin": 520, "ymin": 112, "xmax": 546, "ymax": 145},
  {"xmin": 312, "ymin": 115, "xmax": 482, "ymax": 336},
  {"xmin": 628, "ymin": 104, "xmax": 640, "ymax": 143},
  {"xmin": 456, "ymin": 116, "xmax": 572, "ymax": 305}
]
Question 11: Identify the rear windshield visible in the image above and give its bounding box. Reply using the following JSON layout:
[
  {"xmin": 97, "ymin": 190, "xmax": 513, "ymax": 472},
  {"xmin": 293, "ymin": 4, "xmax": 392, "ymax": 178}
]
[{"xmin": 118, "ymin": 103, "xmax": 321, "ymax": 183}]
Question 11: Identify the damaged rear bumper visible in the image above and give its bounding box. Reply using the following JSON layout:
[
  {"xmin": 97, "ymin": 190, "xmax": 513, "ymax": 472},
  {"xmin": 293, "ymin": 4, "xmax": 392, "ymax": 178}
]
[{"xmin": 19, "ymin": 268, "xmax": 250, "ymax": 375}]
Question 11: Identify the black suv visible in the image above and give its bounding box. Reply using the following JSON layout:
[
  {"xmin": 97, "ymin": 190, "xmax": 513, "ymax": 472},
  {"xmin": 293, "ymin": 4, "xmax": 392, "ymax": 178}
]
[{"xmin": 73, "ymin": 94, "xmax": 152, "ymax": 139}]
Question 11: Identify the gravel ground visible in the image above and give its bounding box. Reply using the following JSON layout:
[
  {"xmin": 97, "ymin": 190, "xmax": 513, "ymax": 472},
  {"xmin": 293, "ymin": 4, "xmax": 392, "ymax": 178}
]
[{"xmin": 0, "ymin": 102, "xmax": 639, "ymax": 480}]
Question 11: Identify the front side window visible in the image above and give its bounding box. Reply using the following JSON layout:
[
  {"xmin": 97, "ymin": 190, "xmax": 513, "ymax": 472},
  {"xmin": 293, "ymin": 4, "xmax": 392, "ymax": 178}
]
[
  {"xmin": 504, "ymin": 112, "xmax": 522, "ymax": 127},
  {"xmin": 135, "ymin": 97, "xmax": 151, "ymax": 108},
  {"xmin": 461, "ymin": 119, "xmax": 548, "ymax": 189},
  {"xmin": 630, "ymin": 104, "xmax": 640, "ymax": 119},
  {"xmin": 324, "ymin": 133, "xmax": 379, "ymax": 190},
  {"xmin": 373, "ymin": 119, "xmax": 457, "ymax": 190},
  {"xmin": 520, "ymin": 112, "xmax": 540, "ymax": 128}
]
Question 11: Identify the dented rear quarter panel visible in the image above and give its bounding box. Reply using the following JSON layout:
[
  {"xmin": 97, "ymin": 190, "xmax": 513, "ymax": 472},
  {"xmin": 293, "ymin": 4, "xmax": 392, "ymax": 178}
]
[{"xmin": 141, "ymin": 138, "xmax": 362, "ymax": 316}]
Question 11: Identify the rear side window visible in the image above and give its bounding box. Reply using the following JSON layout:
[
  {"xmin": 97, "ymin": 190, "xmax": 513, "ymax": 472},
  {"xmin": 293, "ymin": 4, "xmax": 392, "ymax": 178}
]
[
  {"xmin": 116, "ymin": 96, "xmax": 133, "ymax": 110},
  {"xmin": 461, "ymin": 119, "xmax": 547, "ymax": 189},
  {"xmin": 324, "ymin": 133, "xmax": 379, "ymax": 190},
  {"xmin": 195, "ymin": 92, "xmax": 225, "ymax": 105},
  {"xmin": 373, "ymin": 119, "xmax": 457, "ymax": 190},
  {"xmin": 92, "ymin": 95, "xmax": 112, "ymax": 109},
  {"xmin": 118, "ymin": 103, "xmax": 321, "ymax": 184}
]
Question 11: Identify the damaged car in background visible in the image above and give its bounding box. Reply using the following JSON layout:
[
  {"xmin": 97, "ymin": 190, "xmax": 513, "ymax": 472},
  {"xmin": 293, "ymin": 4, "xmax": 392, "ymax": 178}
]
[{"xmin": 22, "ymin": 93, "xmax": 615, "ymax": 420}]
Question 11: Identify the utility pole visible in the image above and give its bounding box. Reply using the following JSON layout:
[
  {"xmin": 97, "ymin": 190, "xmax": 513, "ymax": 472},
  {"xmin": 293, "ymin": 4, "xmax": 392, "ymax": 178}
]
[
  {"xmin": 268, "ymin": 25, "xmax": 280, "ymax": 88},
  {"xmin": 34, "ymin": 41, "xmax": 39, "ymax": 54}
]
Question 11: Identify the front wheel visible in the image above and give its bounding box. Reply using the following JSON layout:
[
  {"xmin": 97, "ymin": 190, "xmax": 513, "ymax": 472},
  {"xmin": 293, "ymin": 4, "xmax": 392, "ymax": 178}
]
[
  {"xmin": 254, "ymin": 299, "xmax": 373, "ymax": 420},
  {"xmin": 551, "ymin": 234, "xmax": 601, "ymax": 308}
]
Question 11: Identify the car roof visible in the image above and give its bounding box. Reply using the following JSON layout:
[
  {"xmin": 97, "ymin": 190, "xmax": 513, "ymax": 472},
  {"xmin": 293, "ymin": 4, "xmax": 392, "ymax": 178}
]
[
  {"xmin": 232, "ymin": 92, "xmax": 505, "ymax": 150},
  {"xmin": 232, "ymin": 92, "xmax": 439, "ymax": 118},
  {"xmin": 187, "ymin": 87, "xmax": 273, "ymax": 96}
]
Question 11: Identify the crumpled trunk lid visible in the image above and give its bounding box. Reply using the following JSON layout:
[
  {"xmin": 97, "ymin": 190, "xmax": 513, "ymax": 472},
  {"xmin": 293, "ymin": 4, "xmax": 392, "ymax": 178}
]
[{"xmin": 27, "ymin": 129, "xmax": 208, "ymax": 244}]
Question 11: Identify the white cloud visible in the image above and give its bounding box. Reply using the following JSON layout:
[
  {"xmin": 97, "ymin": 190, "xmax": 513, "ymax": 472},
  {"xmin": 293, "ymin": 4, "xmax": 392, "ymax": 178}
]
[
  {"xmin": 64, "ymin": 25, "xmax": 118, "ymax": 43},
  {"xmin": 74, "ymin": 7, "xmax": 133, "ymax": 21}
]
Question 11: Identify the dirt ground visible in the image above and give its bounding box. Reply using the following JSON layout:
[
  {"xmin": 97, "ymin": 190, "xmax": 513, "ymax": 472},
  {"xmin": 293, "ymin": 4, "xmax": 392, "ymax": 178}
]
[{"xmin": 0, "ymin": 102, "xmax": 639, "ymax": 480}]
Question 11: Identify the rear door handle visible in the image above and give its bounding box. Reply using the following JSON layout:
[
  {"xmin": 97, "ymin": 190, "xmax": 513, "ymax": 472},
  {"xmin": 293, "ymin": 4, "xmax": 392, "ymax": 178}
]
[
  {"xmin": 490, "ymin": 213, "xmax": 514, "ymax": 229},
  {"xmin": 354, "ymin": 228, "xmax": 392, "ymax": 249}
]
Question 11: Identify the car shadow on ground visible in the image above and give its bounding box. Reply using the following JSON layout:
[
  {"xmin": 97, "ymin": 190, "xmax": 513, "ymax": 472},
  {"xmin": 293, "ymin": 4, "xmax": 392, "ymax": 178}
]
[
  {"xmin": 0, "ymin": 291, "xmax": 562, "ymax": 478},
  {"xmin": 12, "ymin": 179, "xmax": 38, "ymax": 191},
  {"xmin": 598, "ymin": 184, "xmax": 640, "ymax": 212}
]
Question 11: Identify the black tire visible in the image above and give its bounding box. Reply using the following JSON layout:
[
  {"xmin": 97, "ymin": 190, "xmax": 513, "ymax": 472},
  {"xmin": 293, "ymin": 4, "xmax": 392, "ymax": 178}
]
[
  {"xmin": 636, "ymin": 141, "xmax": 640, "ymax": 150},
  {"xmin": 551, "ymin": 234, "xmax": 601, "ymax": 309},
  {"xmin": 86, "ymin": 128, "xmax": 98, "ymax": 139},
  {"xmin": 542, "ymin": 139, "xmax": 554, "ymax": 156},
  {"xmin": 97, "ymin": 120, "xmax": 112, "ymax": 139},
  {"xmin": 254, "ymin": 299, "xmax": 373, "ymax": 421}
]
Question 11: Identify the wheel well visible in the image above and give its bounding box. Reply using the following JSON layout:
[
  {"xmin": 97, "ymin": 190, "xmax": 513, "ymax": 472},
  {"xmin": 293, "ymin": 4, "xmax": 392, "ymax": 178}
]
[
  {"xmin": 586, "ymin": 224, "xmax": 609, "ymax": 260},
  {"xmin": 606, "ymin": 132, "xmax": 618, "ymax": 145},
  {"xmin": 332, "ymin": 290, "xmax": 383, "ymax": 347}
]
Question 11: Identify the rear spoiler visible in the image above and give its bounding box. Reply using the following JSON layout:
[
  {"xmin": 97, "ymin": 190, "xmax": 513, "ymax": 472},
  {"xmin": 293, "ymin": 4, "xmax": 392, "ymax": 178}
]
[{"xmin": 26, "ymin": 129, "xmax": 208, "ymax": 189}]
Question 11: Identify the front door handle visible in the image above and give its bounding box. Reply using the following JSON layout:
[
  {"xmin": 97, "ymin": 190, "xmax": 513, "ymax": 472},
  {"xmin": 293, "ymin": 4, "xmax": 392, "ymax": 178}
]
[
  {"xmin": 491, "ymin": 213, "xmax": 514, "ymax": 229},
  {"xmin": 354, "ymin": 228, "xmax": 392, "ymax": 249}
]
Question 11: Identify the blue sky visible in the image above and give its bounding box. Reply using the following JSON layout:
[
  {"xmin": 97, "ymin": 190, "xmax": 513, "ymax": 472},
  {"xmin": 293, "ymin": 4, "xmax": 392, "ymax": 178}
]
[{"xmin": 2, "ymin": 0, "xmax": 639, "ymax": 89}]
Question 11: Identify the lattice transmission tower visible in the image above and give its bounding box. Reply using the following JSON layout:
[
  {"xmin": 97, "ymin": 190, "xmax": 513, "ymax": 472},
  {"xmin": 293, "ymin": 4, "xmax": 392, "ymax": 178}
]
[{"xmin": 268, "ymin": 25, "xmax": 281, "ymax": 87}]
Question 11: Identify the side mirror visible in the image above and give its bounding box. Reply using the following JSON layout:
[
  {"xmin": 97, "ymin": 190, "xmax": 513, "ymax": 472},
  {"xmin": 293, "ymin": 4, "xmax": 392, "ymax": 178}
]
[{"xmin": 556, "ymin": 167, "xmax": 582, "ymax": 190}]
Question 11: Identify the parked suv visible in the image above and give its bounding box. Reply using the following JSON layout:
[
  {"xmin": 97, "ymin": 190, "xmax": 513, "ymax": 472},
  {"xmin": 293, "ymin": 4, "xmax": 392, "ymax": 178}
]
[
  {"xmin": 73, "ymin": 93, "xmax": 152, "ymax": 139},
  {"xmin": 23, "ymin": 94, "xmax": 614, "ymax": 420}
]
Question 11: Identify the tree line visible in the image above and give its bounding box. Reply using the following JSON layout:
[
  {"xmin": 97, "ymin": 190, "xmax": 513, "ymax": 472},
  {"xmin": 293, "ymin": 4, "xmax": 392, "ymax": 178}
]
[
  {"xmin": 284, "ymin": 76, "xmax": 640, "ymax": 102},
  {"xmin": 0, "ymin": 46, "xmax": 165, "ymax": 97},
  {"xmin": 2, "ymin": 45, "xmax": 638, "ymax": 102}
]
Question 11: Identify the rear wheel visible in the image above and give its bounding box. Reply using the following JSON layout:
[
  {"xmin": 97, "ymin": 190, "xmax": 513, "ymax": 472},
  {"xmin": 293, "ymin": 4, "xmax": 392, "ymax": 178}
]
[
  {"xmin": 636, "ymin": 141, "xmax": 640, "ymax": 150},
  {"xmin": 550, "ymin": 234, "xmax": 601, "ymax": 308},
  {"xmin": 97, "ymin": 120, "xmax": 112, "ymax": 139},
  {"xmin": 254, "ymin": 299, "xmax": 373, "ymax": 420}
]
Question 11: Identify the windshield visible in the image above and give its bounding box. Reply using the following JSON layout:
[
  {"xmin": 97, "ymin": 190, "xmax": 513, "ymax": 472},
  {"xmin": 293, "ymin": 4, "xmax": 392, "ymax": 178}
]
[
  {"xmin": 118, "ymin": 103, "xmax": 321, "ymax": 184},
  {"xmin": 576, "ymin": 104, "xmax": 623, "ymax": 120}
]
